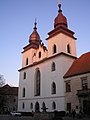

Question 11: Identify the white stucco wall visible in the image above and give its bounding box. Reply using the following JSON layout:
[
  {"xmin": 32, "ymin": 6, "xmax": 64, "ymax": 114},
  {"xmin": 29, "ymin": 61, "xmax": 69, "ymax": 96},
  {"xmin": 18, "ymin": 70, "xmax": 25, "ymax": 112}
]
[
  {"xmin": 18, "ymin": 53, "xmax": 76, "ymax": 112},
  {"xmin": 22, "ymin": 48, "xmax": 36, "ymax": 67},
  {"xmin": 47, "ymin": 33, "xmax": 77, "ymax": 57},
  {"xmin": 18, "ymin": 29, "xmax": 77, "ymax": 112}
]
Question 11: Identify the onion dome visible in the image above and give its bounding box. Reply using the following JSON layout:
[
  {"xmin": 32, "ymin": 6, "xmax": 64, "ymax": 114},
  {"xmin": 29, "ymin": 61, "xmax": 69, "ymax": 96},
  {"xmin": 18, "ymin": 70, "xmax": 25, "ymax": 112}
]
[
  {"xmin": 29, "ymin": 20, "xmax": 41, "ymax": 44},
  {"xmin": 54, "ymin": 3, "xmax": 68, "ymax": 29}
]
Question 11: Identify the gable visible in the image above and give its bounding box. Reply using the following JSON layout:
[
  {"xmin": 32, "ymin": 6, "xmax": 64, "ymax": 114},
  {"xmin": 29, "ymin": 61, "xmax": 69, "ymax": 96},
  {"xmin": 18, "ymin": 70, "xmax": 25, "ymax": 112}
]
[{"xmin": 64, "ymin": 52, "xmax": 90, "ymax": 78}]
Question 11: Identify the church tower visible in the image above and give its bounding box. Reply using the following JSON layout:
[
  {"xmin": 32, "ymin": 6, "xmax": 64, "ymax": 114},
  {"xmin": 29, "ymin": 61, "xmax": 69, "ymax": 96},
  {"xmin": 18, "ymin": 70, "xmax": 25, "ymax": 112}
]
[
  {"xmin": 22, "ymin": 20, "xmax": 47, "ymax": 68},
  {"xmin": 18, "ymin": 1, "xmax": 77, "ymax": 112},
  {"xmin": 47, "ymin": 2, "xmax": 77, "ymax": 57}
]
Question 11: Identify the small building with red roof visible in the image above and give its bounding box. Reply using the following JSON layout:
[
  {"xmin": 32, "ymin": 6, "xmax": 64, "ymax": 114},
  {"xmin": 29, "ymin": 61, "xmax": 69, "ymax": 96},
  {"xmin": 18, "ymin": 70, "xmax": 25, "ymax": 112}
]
[{"xmin": 64, "ymin": 52, "xmax": 90, "ymax": 115}]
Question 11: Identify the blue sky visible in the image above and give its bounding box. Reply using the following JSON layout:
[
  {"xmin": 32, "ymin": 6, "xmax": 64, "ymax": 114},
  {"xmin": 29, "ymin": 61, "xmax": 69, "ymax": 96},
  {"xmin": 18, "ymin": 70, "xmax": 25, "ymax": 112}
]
[{"xmin": 0, "ymin": 0, "xmax": 90, "ymax": 86}]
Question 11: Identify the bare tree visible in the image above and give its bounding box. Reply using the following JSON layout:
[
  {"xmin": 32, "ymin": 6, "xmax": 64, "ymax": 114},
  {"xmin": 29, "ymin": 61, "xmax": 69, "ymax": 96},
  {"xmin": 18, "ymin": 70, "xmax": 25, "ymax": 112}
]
[{"xmin": 0, "ymin": 75, "xmax": 5, "ymax": 87}]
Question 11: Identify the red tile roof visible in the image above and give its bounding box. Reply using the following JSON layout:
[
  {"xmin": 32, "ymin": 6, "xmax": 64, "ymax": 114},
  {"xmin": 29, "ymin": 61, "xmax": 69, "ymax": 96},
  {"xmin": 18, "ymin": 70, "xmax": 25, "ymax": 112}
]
[{"xmin": 64, "ymin": 52, "xmax": 90, "ymax": 78}]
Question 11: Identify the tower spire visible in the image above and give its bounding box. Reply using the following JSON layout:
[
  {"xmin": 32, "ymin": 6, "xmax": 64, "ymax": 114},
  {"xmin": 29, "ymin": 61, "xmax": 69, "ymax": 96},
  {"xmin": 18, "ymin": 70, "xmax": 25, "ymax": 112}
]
[
  {"xmin": 29, "ymin": 18, "xmax": 41, "ymax": 44},
  {"xmin": 58, "ymin": 0, "xmax": 62, "ymax": 13},
  {"xmin": 34, "ymin": 18, "xmax": 37, "ymax": 31},
  {"xmin": 54, "ymin": 0, "xmax": 68, "ymax": 28}
]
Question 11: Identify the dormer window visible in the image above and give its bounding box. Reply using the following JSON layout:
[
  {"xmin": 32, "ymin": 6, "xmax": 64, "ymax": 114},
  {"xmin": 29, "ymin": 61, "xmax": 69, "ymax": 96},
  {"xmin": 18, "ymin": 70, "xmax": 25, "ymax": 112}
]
[{"xmin": 53, "ymin": 44, "xmax": 57, "ymax": 54}]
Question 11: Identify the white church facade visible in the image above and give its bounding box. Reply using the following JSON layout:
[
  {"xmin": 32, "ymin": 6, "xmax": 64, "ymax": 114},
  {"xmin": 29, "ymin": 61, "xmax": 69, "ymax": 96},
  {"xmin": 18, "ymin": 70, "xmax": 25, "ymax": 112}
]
[{"xmin": 18, "ymin": 2, "xmax": 90, "ymax": 113}]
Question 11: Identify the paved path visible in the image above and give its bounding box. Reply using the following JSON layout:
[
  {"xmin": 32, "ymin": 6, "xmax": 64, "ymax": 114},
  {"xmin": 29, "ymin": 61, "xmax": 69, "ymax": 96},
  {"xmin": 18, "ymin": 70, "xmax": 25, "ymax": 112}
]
[
  {"xmin": 0, "ymin": 115, "xmax": 33, "ymax": 120},
  {"xmin": 63, "ymin": 116, "xmax": 90, "ymax": 120},
  {"xmin": 0, "ymin": 115, "xmax": 90, "ymax": 120}
]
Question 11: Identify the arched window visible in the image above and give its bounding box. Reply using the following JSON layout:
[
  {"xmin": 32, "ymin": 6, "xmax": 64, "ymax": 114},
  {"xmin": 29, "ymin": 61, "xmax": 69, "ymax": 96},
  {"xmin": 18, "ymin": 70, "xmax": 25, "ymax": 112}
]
[
  {"xmin": 52, "ymin": 62, "xmax": 56, "ymax": 71},
  {"xmin": 42, "ymin": 102, "xmax": 46, "ymax": 108},
  {"xmin": 23, "ymin": 72, "xmax": 26, "ymax": 79},
  {"xmin": 26, "ymin": 58, "xmax": 28, "ymax": 65},
  {"xmin": 30, "ymin": 102, "xmax": 33, "ymax": 110},
  {"xmin": 34, "ymin": 69, "xmax": 41, "ymax": 96},
  {"xmin": 22, "ymin": 102, "xmax": 25, "ymax": 109},
  {"xmin": 42, "ymin": 102, "xmax": 46, "ymax": 112},
  {"xmin": 39, "ymin": 52, "xmax": 41, "ymax": 58},
  {"xmin": 53, "ymin": 44, "xmax": 57, "ymax": 54},
  {"xmin": 35, "ymin": 101, "xmax": 40, "ymax": 112},
  {"xmin": 51, "ymin": 82, "xmax": 56, "ymax": 94},
  {"xmin": 22, "ymin": 88, "xmax": 25, "ymax": 97},
  {"xmin": 67, "ymin": 44, "xmax": 71, "ymax": 54},
  {"xmin": 52, "ymin": 101, "xmax": 56, "ymax": 110}
]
